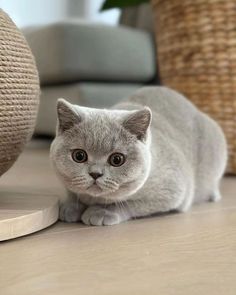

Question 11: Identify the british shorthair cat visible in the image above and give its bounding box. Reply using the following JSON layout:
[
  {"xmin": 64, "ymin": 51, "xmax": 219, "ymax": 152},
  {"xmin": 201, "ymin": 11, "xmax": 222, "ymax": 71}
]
[{"xmin": 50, "ymin": 87, "xmax": 227, "ymax": 226}]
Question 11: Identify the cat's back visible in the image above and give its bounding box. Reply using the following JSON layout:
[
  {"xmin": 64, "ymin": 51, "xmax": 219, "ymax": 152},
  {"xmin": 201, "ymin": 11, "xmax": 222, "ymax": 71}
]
[
  {"xmin": 125, "ymin": 86, "xmax": 198, "ymax": 121},
  {"xmin": 115, "ymin": 86, "xmax": 199, "ymax": 146},
  {"xmin": 114, "ymin": 86, "xmax": 227, "ymax": 205}
]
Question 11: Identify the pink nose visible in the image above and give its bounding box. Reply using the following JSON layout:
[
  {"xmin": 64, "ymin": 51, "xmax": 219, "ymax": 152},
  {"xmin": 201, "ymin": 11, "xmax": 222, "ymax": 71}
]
[{"xmin": 89, "ymin": 172, "xmax": 103, "ymax": 180}]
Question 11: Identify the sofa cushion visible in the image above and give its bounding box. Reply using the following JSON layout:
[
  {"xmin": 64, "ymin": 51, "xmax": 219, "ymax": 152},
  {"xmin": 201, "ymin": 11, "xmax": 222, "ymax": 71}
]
[{"xmin": 23, "ymin": 20, "xmax": 156, "ymax": 85}]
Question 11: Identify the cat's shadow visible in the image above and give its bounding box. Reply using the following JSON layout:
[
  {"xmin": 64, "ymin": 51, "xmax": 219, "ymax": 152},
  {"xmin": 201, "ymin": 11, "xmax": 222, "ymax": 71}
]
[{"xmin": 135, "ymin": 209, "xmax": 178, "ymax": 221}]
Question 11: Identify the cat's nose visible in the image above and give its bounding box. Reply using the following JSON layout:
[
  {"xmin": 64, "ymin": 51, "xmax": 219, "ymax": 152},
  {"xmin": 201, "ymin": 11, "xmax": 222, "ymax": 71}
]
[{"xmin": 89, "ymin": 172, "xmax": 103, "ymax": 180}]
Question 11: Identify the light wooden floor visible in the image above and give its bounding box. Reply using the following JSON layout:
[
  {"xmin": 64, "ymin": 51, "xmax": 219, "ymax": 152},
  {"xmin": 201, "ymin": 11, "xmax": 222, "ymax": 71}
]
[{"xmin": 0, "ymin": 140, "xmax": 236, "ymax": 295}]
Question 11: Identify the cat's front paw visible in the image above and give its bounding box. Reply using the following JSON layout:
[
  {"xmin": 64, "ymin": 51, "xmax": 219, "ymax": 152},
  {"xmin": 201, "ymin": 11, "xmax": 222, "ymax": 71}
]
[
  {"xmin": 59, "ymin": 201, "xmax": 81, "ymax": 223},
  {"xmin": 81, "ymin": 206, "xmax": 121, "ymax": 226}
]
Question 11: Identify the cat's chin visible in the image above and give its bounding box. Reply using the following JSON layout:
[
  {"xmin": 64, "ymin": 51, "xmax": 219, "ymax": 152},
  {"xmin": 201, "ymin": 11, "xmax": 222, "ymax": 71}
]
[
  {"xmin": 86, "ymin": 184, "xmax": 104, "ymax": 196},
  {"xmin": 82, "ymin": 183, "xmax": 113, "ymax": 198},
  {"xmin": 83, "ymin": 178, "xmax": 144, "ymax": 199}
]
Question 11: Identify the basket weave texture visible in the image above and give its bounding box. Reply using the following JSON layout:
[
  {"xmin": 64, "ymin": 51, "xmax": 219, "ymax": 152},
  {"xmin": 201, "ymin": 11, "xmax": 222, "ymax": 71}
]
[
  {"xmin": 0, "ymin": 10, "xmax": 39, "ymax": 176},
  {"xmin": 152, "ymin": 0, "xmax": 236, "ymax": 172}
]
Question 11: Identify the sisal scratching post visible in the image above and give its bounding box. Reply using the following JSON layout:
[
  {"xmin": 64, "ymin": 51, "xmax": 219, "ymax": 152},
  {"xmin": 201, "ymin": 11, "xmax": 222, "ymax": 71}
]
[{"xmin": 0, "ymin": 10, "xmax": 58, "ymax": 241}]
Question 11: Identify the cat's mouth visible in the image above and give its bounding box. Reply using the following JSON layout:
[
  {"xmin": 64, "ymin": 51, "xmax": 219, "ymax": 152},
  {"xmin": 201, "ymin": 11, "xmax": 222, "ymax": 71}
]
[
  {"xmin": 86, "ymin": 182, "xmax": 103, "ymax": 193},
  {"xmin": 91, "ymin": 182, "xmax": 102, "ymax": 189},
  {"xmin": 85, "ymin": 180, "xmax": 119, "ymax": 197}
]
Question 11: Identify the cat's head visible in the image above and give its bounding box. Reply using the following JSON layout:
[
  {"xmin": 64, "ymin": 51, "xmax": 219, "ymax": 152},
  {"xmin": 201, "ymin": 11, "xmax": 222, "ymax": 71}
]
[{"xmin": 50, "ymin": 99, "xmax": 152, "ymax": 202}]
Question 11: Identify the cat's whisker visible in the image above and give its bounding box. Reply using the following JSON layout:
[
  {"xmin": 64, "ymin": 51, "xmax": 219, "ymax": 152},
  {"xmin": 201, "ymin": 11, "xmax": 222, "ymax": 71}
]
[
  {"xmin": 72, "ymin": 176, "xmax": 86, "ymax": 181},
  {"xmin": 101, "ymin": 184, "xmax": 117, "ymax": 193},
  {"xmin": 104, "ymin": 196, "xmax": 109, "ymax": 208},
  {"xmin": 115, "ymin": 200, "xmax": 122, "ymax": 214},
  {"xmin": 104, "ymin": 179, "xmax": 119, "ymax": 189},
  {"xmin": 118, "ymin": 200, "xmax": 127, "ymax": 217},
  {"xmin": 105, "ymin": 178, "xmax": 119, "ymax": 186},
  {"xmin": 72, "ymin": 181, "xmax": 86, "ymax": 186},
  {"xmin": 73, "ymin": 176, "xmax": 86, "ymax": 181},
  {"xmin": 103, "ymin": 183, "xmax": 118, "ymax": 190},
  {"xmin": 121, "ymin": 199, "xmax": 136, "ymax": 219},
  {"xmin": 72, "ymin": 179, "xmax": 85, "ymax": 182}
]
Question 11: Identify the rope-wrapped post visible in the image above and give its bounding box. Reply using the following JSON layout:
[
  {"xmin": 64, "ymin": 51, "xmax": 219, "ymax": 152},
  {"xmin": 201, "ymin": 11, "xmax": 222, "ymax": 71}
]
[
  {"xmin": 152, "ymin": 0, "xmax": 236, "ymax": 173},
  {"xmin": 0, "ymin": 10, "xmax": 39, "ymax": 176}
]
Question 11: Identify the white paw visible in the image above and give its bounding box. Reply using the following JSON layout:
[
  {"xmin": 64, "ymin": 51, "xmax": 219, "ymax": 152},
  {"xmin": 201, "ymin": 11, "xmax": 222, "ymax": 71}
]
[
  {"xmin": 59, "ymin": 201, "xmax": 81, "ymax": 223},
  {"xmin": 81, "ymin": 206, "xmax": 121, "ymax": 226}
]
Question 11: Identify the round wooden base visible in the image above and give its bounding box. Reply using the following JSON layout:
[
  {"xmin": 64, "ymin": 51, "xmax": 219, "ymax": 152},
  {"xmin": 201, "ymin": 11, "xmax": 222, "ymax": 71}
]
[{"xmin": 0, "ymin": 192, "xmax": 59, "ymax": 241}]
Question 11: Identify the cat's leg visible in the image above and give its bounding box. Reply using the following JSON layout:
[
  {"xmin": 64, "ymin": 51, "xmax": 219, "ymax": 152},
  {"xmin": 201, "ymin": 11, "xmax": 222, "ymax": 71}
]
[
  {"xmin": 209, "ymin": 189, "xmax": 222, "ymax": 202},
  {"xmin": 194, "ymin": 113, "xmax": 227, "ymax": 204},
  {"xmin": 81, "ymin": 177, "xmax": 194, "ymax": 226},
  {"xmin": 81, "ymin": 205, "xmax": 122, "ymax": 226},
  {"xmin": 194, "ymin": 169, "xmax": 224, "ymax": 204},
  {"xmin": 176, "ymin": 180, "xmax": 195, "ymax": 212},
  {"xmin": 208, "ymin": 182, "xmax": 222, "ymax": 202},
  {"xmin": 59, "ymin": 191, "xmax": 86, "ymax": 222}
]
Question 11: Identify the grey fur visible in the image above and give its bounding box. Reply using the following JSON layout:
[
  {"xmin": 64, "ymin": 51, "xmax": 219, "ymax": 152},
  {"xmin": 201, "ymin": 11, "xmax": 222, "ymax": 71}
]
[{"xmin": 50, "ymin": 86, "xmax": 227, "ymax": 226}]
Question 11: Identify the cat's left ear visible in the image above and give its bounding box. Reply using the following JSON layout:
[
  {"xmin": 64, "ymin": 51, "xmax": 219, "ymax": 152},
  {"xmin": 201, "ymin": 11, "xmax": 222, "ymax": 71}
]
[
  {"xmin": 122, "ymin": 107, "xmax": 152, "ymax": 141},
  {"xmin": 57, "ymin": 98, "xmax": 82, "ymax": 134}
]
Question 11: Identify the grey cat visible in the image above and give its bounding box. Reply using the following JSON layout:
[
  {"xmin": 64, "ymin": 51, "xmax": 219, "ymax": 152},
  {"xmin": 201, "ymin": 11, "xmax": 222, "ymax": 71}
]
[{"xmin": 50, "ymin": 86, "xmax": 227, "ymax": 226}]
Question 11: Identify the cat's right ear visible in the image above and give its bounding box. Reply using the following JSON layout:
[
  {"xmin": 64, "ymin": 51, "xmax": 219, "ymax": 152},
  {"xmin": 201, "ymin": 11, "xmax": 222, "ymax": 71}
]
[{"xmin": 56, "ymin": 98, "xmax": 82, "ymax": 134}]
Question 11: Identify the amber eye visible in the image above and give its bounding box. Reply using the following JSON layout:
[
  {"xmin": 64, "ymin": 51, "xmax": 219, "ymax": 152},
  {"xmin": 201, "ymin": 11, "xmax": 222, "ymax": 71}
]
[
  {"xmin": 108, "ymin": 153, "xmax": 125, "ymax": 167},
  {"xmin": 72, "ymin": 149, "xmax": 87, "ymax": 163}
]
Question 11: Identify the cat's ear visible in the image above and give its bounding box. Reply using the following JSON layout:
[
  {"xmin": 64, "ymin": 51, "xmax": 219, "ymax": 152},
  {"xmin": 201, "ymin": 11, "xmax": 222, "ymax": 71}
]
[
  {"xmin": 122, "ymin": 107, "xmax": 152, "ymax": 141},
  {"xmin": 57, "ymin": 98, "xmax": 82, "ymax": 134}
]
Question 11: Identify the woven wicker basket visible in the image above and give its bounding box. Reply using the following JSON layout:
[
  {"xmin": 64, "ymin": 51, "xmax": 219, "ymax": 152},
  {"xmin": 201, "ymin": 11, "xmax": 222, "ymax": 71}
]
[
  {"xmin": 152, "ymin": 0, "xmax": 236, "ymax": 172},
  {"xmin": 0, "ymin": 10, "xmax": 39, "ymax": 176}
]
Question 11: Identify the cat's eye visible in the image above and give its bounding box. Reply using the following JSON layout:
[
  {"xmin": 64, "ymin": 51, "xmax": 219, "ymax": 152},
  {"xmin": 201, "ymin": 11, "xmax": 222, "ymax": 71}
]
[
  {"xmin": 72, "ymin": 149, "xmax": 87, "ymax": 163},
  {"xmin": 108, "ymin": 153, "xmax": 125, "ymax": 167}
]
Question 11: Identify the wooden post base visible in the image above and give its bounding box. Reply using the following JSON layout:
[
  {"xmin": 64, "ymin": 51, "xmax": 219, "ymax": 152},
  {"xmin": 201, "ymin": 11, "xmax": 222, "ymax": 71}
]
[{"xmin": 0, "ymin": 192, "xmax": 59, "ymax": 241}]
